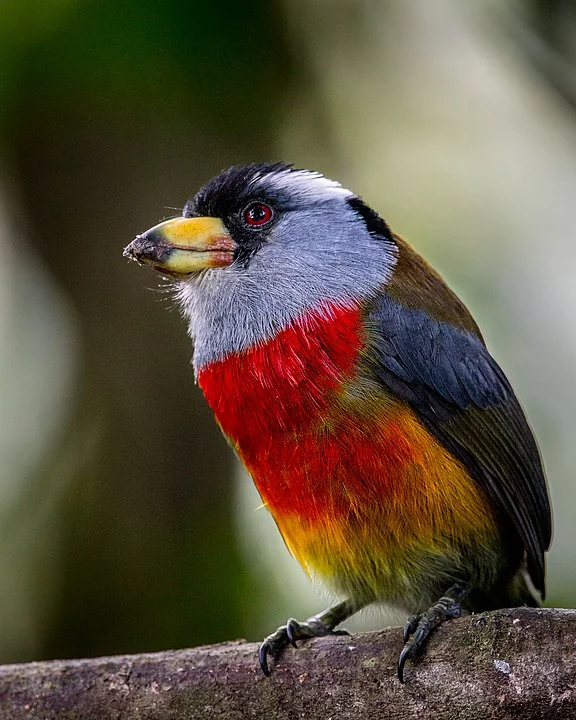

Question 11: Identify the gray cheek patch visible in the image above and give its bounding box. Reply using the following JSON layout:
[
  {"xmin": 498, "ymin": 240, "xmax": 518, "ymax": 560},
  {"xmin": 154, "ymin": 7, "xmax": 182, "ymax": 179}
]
[{"xmin": 176, "ymin": 203, "xmax": 398, "ymax": 371}]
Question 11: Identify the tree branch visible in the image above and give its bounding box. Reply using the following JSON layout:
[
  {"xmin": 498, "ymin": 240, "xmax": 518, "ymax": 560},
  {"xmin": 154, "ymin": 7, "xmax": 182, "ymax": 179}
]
[{"xmin": 0, "ymin": 608, "xmax": 573, "ymax": 719}]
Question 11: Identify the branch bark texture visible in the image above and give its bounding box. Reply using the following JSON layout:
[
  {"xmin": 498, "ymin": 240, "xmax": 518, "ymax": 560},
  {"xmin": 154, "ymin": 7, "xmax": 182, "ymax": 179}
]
[{"xmin": 0, "ymin": 608, "xmax": 573, "ymax": 720}]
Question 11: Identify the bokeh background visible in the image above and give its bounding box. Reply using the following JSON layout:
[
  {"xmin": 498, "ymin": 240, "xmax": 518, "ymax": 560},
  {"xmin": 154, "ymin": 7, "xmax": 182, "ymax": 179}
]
[{"xmin": 0, "ymin": 0, "xmax": 574, "ymax": 664}]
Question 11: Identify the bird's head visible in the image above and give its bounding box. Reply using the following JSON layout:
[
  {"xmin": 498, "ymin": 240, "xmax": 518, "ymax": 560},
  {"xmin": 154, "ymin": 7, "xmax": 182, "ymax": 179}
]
[{"xmin": 124, "ymin": 163, "xmax": 398, "ymax": 366}]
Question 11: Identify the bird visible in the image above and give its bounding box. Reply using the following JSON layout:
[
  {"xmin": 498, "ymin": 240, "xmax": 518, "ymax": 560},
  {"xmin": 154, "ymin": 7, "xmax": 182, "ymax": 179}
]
[{"xmin": 123, "ymin": 162, "xmax": 552, "ymax": 682}]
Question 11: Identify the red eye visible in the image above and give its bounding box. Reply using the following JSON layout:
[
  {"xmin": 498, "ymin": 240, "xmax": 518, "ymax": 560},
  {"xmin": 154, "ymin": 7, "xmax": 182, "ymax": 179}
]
[{"xmin": 243, "ymin": 202, "xmax": 273, "ymax": 227}]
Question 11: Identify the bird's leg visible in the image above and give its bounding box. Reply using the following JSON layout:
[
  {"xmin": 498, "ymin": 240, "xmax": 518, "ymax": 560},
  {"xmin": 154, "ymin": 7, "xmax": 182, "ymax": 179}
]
[
  {"xmin": 398, "ymin": 582, "xmax": 469, "ymax": 683},
  {"xmin": 259, "ymin": 598, "xmax": 363, "ymax": 676}
]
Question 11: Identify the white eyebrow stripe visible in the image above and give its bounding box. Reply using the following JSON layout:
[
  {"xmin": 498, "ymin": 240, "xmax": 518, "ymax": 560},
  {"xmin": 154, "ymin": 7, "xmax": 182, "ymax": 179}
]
[{"xmin": 250, "ymin": 168, "xmax": 354, "ymax": 202}]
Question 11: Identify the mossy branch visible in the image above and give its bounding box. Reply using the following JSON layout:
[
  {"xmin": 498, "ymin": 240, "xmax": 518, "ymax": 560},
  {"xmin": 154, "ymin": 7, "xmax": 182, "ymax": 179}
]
[{"xmin": 0, "ymin": 608, "xmax": 573, "ymax": 719}]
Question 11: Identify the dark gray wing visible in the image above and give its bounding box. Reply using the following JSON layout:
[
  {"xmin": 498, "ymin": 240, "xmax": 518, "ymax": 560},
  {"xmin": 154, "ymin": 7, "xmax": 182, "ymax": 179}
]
[{"xmin": 369, "ymin": 294, "xmax": 551, "ymax": 595}]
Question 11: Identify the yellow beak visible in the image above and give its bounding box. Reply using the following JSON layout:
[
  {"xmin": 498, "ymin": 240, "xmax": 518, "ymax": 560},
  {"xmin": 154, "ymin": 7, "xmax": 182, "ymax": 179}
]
[{"xmin": 123, "ymin": 216, "xmax": 236, "ymax": 277}]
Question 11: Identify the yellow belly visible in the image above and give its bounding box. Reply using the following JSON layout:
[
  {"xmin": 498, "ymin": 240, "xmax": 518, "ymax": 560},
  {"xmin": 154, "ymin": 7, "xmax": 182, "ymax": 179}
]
[{"xmin": 255, "ymin": 405, "xmax": 502, "ymax": 611}]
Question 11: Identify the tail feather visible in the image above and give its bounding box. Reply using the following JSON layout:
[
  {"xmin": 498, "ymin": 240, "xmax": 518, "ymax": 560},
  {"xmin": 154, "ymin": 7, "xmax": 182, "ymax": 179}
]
[{"xmin": 503, "ymin": 568, "xmax": 541, "ymax": 608}]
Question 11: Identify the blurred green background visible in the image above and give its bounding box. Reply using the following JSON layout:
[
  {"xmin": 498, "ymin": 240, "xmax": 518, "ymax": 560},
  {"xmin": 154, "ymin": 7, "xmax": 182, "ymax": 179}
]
[{"xmin": 0, "ymin": 0, "xmax": 574, "ymax": 663}]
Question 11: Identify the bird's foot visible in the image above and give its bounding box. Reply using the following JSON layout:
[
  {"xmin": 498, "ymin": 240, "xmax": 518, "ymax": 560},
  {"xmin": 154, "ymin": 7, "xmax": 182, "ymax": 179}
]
[
  {"xmin": 398, "ymin": 583, "xmax": 468, "ymax": 683},
  {"xmin": 259, "ymin": 602, "xmax": 355, "ymax": 676}
]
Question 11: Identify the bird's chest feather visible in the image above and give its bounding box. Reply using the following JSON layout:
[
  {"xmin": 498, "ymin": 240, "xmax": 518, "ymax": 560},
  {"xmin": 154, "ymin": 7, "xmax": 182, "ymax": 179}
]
[
  {"xmin": 197, "ymin": 301, "xmax": 435, "ymax": 520},
  {"xmin": 197, "ymin": 303, "xmax": 364, "ymax": 438},
  {"xmin": 197, "ymin": 302, "xmax": 497, "ymax": 593}
]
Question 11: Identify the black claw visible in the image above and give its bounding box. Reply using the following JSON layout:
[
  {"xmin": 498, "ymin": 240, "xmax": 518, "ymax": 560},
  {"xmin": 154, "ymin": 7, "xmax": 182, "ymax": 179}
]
[
  {"xmin": 286, "ymin": 620, "xmax": 299, "ymax": 648},
  {"xmin": 258, "ymin": 625, "xmax": 296, "ymax": 676},
  {"xmin": 403, "ymin": 615, "xmax": 418, "ymax": 643},
  {"xmin": 259, "ymin": 642, "xmax": 272, "ymax": 677},
  {"xmin": 397, "ymin": 644, "xmax": 413, "ymax": 684}
]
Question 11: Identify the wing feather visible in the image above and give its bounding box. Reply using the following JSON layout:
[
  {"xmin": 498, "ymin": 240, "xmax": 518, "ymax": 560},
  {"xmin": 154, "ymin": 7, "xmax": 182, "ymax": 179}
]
[{"xmin": 369, "ymin": 294, "xmax": 551, "ymax": 595}]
